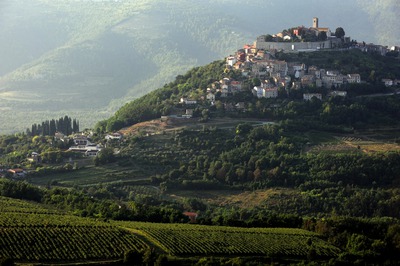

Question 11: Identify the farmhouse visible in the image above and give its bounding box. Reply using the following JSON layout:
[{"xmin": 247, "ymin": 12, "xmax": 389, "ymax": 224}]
[
  {"xmin": 183, "ymin": 212, "xmax": 198, "ymax": 223},
  {"xmin": 105, "ymin": 133, "xmax": 123, "ymax": 141},
  {"xmin": 8, "ymin": 168, "xmax": 26, "ymax": 178}
]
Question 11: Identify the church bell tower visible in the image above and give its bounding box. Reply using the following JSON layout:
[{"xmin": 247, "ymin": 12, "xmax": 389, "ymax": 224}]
[{"xmin": 313, "ymin": 17, "xmax": 319, "ymax": 28}]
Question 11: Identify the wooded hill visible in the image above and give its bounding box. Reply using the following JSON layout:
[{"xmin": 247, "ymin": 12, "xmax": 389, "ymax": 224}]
[
  {"xmin": 1, "ymin": 49, "xmax": 400, "ymax": 265},
  {"xmin": 97, "ymin": 49, "xmax": 400, "ymax": 132}
]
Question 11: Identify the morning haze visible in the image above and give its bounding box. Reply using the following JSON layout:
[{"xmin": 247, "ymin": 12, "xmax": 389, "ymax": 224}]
[{"xmin": 0, "ymin": 0, "xmax": 396, "ymax": 134}]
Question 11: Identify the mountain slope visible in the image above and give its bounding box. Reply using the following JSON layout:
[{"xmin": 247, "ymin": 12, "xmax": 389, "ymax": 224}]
[{"xmin": 356, "ymin": 0, "xmax": 400, "ymax": 46}]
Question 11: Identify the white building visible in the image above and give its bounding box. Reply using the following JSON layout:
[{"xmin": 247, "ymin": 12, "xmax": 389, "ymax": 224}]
[
  {"xmin": 253, "ymin": 86, "xmax": 264, "ymax": 98},
  {"xmin": 206, "ymin": 92, "xmax": 216, "ymax": 102},
  {"xmin": 105, "ymin": 133, "xmax": 123, "ymax": 141},
  {"xmin": 303, "ymin": 93, "xmax": 322, "ymax": 101},
  {"xmin": 180, "ymin": 98, "xmax": 197, "ymax": 105},
  {"xmin": 330, "ymin": 91, "xmax": 347, "ymax": 97},
  {"xmin": 347, "ymin": 74, "xmax": 361, "ymax": 83},
  {"xmin": 263, "ymin": 88, "xmax": 279, "ymax": 98},
  {"xmin": 226, "ymin": 56, "xmax": 237, "ymax": 67}
]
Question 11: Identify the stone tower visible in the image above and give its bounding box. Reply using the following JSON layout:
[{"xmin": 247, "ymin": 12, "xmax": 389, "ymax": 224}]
[{"xmin": 313, "ymin": 17, "xmax": 319, "ymax": 28}]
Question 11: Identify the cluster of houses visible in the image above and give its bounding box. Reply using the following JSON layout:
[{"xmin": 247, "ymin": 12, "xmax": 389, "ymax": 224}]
[
  {"xmin": 175, "ymin": 17, "xmax": 399, "ymax": 115},
  {"xmin": 67, "ymin": 132, "xmax": 123, "ymax": 157},
  {"xmin": 0, "ymin": 131, "xmax": 124, "ymax": 179},
  {"xmin": 179, "ymin": 41, "xmax": 363, "ymax": 112},
  {"xmin": 176, "ymin": 77, "xmax": 248, "ymax": 117},
  {"xmin": 382, "ymin": 79, "xmax": 400, "ymax": 87},
  {"xmin": 227, "ymin": 42, "xmax": 362, "ymax": 102},
  {"xmin": 67, "ymin": 134, "xmax": 103, "ymax": 157}
]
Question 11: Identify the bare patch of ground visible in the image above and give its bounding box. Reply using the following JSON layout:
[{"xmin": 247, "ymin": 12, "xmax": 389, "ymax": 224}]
[
  {"xmin": 307, "ymin": 132, "xmax": 400, "ymax": 154},
  {"xmin": 168, "ymin": 188, "xmax": 297, "ymax": 209},
  {"xmin": 119, "ymin": 117, "xmax": 201, "ymax": 136}
]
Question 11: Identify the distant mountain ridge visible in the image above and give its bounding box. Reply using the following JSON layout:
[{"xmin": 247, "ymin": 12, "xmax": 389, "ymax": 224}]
[{"xmin": 0, "ymin": 0, "xmax": 396, "ymax": 134}]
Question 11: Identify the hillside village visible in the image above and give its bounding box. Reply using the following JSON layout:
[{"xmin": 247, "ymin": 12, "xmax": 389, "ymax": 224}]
[
  {"xmin": 2, "ymin": 12, "xmax": 400, "ymax": 266},
  {"xmin": 1, "ymin": 18, "xmax": 399, "ymax": 178},
  {"xmin": 178, "ymin": 18, "xmax": 399, "ymax": 116}
]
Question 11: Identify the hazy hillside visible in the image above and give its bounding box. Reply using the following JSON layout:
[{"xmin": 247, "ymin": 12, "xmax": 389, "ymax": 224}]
[
  {"xmin": 357, "ymin": 0, "xmax": 400, "ymax": 46},
  {"xmin": 0, "ymin": 0, "xmax": 393, "ymax": 134}
]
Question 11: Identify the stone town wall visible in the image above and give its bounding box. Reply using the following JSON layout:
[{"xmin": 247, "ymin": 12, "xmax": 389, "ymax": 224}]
[{"xmin": 255, "ymin": 39, "xmax": 339, "ymax": 51}]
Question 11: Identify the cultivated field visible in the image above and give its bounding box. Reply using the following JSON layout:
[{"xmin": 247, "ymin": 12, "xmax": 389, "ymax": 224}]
[
  {"xmin": 0, "ymin": 197, "xmax": 148, "ymax": 263},
  {"xmin": 306, "ymin": 128, "xmax": 400, "ymax": 154},
  {"xmin": 116, "ymin": 221, "xmax": 340, "ymax": 258},
  {"xmin": 0, "ymin": 196, "xmax": 340, "ymax": 263}
]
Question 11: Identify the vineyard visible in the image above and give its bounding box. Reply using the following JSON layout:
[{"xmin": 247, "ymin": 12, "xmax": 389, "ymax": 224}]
[
  {"xmin": 0, "ymin": 225, "xmax": 147, "ymax": 262},
  {"xmin": 0, "ymin": 198, "xmax": 148, "ymax": 263},
  {"xmin": 0, "ymin": 196, "xmax": 341, "ymax": 263},
  {"xmin": 0, "ymin": 196, "xmax": 58, "ymax": 214},
  {"xmin": 116, "ymin": 221, "xmax": 341, "ymax": 259}
]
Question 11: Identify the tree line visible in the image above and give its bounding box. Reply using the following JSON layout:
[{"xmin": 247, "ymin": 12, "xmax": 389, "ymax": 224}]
[{"xmin": 26, "ymin": 116, "xmax": 79, "ymax": 136}]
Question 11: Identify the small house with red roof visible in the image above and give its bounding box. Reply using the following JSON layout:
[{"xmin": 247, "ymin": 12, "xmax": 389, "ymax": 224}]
[
  {"xmin": 183, "ymin": 212, "xmax": 198, "ymax": 223},
  {"xmin": 8, "ymin": 168, "xmax": 26, "ymax": 178}
]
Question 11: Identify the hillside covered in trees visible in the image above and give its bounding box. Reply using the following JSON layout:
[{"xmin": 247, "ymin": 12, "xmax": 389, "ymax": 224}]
[
  {"xmin": 97, "ymin": 49, "xmax": 400, "ymax": 133},
  {"xmin": 1, "ymin": 49, "xmax": 400, "ymax": 265}
]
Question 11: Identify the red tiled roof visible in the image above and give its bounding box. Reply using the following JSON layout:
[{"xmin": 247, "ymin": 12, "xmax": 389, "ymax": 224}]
[{"xmin": 183, "ymin": 212, "xmax": 198, "ymax": 217}]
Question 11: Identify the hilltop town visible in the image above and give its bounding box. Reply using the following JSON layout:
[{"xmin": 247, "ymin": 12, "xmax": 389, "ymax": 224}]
[
  {"xmin": 1, "ymin": 18, "xmax": 400, "ymax": 178},
  {"xmin": 196, "ymin": 18, "xmax": 399, "ymax": 110},
  {"xmin": 1, "ymin": 17, "xmax": 400, "ymax": 266}
]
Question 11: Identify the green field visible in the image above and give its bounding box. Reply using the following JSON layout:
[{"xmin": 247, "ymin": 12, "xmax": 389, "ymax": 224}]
[{"xmin": 0, "ymin": 196, "xmax": 340, "ymax": 263}]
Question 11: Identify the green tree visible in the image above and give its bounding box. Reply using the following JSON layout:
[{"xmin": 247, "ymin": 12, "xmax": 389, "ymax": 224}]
[
  {"xmin": 318, "ymin": 31, "xmax": 327, "ymax": 41},
  {"xmin": 94, "ymin": 147, "xmax": 116, "ymax": 165},
  {"xmin": 265, "ymin": 34, "xmax": 274, "ymax": 41},
  {"xmin": 201, "ymin": 109, "xmax": 209, "ymax": 122},
  {"xmin": 252, "ymin": 77, "xmax": 261, "ymax": 87},
  {"xmin": 335, "ymin": 27, "xmax": 345, "ymax": 39}
]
